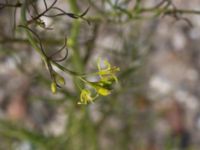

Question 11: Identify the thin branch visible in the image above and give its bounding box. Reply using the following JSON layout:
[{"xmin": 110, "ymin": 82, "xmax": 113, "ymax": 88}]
[
  {"xmin": 0, "ymin": 1, "xmax": 20, "ymax": 11},
  {"xmin": 18, "ymin": 25, "xmax": 47, "ymax": 56},
  {"xmin": 140, "ymin": 8, "xmax": 200, "ymax": 15},
  {"xmin": 0, "ymin": 37, "xmax": 62, "ymax": 45},
  {"xmin": 27, "ymin": 0, "xmax": 58, "ymax": 25},
  {"xmin": 44, "ymin": 6, "xmax": 90, "ymax": 24},
  {"xmin": 43, "ymin": 0, "xmax": 48, "ymax": 10},
  {"xmin": 49, "ymin": 37, "xmax": 69, "ymax": 62}
]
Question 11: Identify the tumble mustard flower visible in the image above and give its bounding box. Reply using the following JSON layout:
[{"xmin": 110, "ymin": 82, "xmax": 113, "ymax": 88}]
[
  {"xmin": 77, "ymin": 59, "xmax": 120, "ymax": 105},
  {"xmin": 77, "ymin": 89, "xmax": 97, "ymax": 105},
  {"xmin": 97, "ymin": 59, "xmax": 120, "ymax": 82}
]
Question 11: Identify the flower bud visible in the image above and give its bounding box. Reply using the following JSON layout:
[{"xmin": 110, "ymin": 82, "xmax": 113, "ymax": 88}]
[
  {"xmin": 51, "ymin": 82, "xmax": 57, "ymax": 94},
  {"xmin": 56, "ymin": 74, "xmax": 65, "ymax": 85},
  {"xmin": 97, "ymin": 87, "xmax": 111, "ymax": 96}
]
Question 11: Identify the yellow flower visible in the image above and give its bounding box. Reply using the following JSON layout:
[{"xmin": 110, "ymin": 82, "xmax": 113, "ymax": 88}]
[
  {"xmin": 97, "ymin": 59, "xmax": 120, "ymax": 82},
  {"xmin": 78, "ymin": 89, "xmax": 97, "ymax": 105},
  {"xmin": 76, "ymin": 58, "xmax": 120, "ymax": 104}
]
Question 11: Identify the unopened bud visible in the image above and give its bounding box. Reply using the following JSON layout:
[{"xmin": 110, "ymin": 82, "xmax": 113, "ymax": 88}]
[{"xmin": 51, "ymin": 82, "xmax": 57, "ymax": 94}]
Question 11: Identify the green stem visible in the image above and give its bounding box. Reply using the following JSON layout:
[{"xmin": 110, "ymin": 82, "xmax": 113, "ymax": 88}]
[
  {"xmin": 52, "ymin": 61, "xmax": 81, "ymax": 76},
  {"xmin": 69, "ymin": 0, "xmax": 84, "ymax": 74},
  {"xmin": 140, "ymin": 8, "xmax": 200, "ymax": 15},
  {"xmin": 67, "ymin": 1, "xmax": 99, "ymax": 150},
  {"xmin": 20, "ymin": 0, "xmax": 48, "ymax": 64}
]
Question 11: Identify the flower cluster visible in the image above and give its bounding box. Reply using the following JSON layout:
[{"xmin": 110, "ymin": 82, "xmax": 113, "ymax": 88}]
[
  {"xmin": 50, "ymin": 58, "xmax": 120, "ymax": 105},
  {"xmin": 77, "ymin": 59, "xmax": 120, "ymax": 105}
]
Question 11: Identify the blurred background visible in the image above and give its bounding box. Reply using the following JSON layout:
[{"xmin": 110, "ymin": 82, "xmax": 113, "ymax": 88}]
[{"xmin": 0, "ymin": 0, "xmax": 200, "ymax": 149}]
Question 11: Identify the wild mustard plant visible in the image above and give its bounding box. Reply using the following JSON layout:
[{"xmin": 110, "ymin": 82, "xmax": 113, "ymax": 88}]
[
  {"xmin": 17, "ymin": 0, "xmax": 196, "ymax": 105},
  {"xmin": 18, "ymin": 0, "xmax": 121, "ymax": 104}
]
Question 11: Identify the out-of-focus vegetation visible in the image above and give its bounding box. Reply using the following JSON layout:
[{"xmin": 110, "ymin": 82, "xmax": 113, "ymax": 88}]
[{"xmin": 1, "ymin": 0, "xmax": 200, "ymax": 149}]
